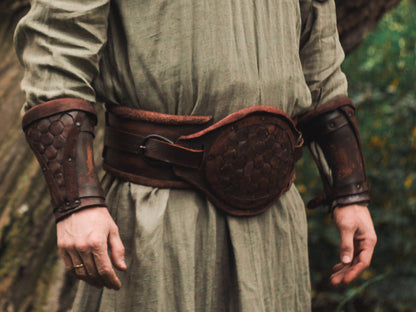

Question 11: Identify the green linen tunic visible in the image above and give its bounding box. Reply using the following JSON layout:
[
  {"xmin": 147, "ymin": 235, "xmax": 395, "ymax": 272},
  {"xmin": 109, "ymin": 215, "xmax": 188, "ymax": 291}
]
[{"xmin": 15, "ymin": 0, "xmax": 347, "ymax": 311}]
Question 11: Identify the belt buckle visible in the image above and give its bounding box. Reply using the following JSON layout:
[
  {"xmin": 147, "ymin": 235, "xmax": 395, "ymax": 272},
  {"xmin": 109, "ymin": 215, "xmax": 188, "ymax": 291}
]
[{"xmin": 139, "ymin": 134, "xmax": 174, "ymax": 167}]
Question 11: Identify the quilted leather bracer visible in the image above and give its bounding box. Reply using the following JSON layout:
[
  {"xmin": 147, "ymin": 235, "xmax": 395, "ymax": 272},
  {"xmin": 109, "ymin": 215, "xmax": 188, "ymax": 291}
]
[
  {"xmin": 297, "ymin": 97, "xmax": 370, "ymax": 210},
  {"xmin": 22, "ymin": 98, "xmax": 106, "ymax": 222}
]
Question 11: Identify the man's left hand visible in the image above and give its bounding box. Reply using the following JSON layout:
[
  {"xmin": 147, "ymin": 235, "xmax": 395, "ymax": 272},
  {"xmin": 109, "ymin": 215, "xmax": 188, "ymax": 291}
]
[{"xmin": 330, "ymin": 204, "xmax": 377, "ymax": 286}]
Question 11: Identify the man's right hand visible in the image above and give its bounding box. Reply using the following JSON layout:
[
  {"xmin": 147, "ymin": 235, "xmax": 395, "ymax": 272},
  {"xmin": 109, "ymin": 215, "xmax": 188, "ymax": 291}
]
[{"xmin": 56, "ymin": 207, "xmax": 127, "ymax": 289}]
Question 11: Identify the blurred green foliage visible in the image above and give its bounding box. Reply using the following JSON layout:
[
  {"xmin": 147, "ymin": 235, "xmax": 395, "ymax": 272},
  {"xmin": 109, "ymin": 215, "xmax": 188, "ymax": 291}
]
[{"xmin": 297, "ymin": 0, "xmax": 416, "ymax": 310}]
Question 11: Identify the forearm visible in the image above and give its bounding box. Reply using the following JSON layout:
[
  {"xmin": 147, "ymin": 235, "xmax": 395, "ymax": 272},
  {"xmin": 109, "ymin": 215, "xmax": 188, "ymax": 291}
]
[
  {"xmin": 297, "ymin": 97, "xmax": 370, "ymax": 210},
  {"xmin": 22, "ymin": 98, "xmax": 106, "ymax": 221}
]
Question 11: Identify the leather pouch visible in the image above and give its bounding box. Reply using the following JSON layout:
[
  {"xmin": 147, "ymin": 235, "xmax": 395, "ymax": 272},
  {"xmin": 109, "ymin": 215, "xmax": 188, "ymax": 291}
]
[{"xmin": 118, "ymin": 106, "xmax": 304, "ymax": 216}]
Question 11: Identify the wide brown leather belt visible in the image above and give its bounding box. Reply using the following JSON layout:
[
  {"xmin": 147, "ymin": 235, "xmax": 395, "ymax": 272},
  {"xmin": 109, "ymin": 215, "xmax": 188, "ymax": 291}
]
[{"xmin": 103, "ymin": 105, "xmax": 303, "ymax": 216}]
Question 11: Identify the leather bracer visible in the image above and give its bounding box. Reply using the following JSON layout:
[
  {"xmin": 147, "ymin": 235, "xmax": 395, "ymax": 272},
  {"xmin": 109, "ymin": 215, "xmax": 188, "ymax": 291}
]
[
  {"xmin": 297, "ymin": 97, "xmax": 370, "ymax": 210},
  {"xmin": 22, "ymin": 99, "xmax": 106, "ymax": 222}
]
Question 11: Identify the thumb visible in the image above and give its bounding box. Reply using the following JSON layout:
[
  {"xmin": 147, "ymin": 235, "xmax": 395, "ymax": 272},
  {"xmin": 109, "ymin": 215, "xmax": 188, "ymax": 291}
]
[
  {"xmin": 108, "ymin": 227, "xmax": 127, "ymax": 271},
  {"xmin": 339, "ymin": 227, "xmax": 355, "ymax": 264}
]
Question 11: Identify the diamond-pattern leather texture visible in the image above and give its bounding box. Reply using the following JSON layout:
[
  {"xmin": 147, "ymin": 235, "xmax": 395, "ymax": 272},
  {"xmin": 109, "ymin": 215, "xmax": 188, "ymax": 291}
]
[
  {"xmin": 26, "ymin": 112, "xmax": 77, "ymax": 194},
  {"xmin": 205, "ymin": 116, "xmax": 296, "ymax": 210},
  {"xmin": 23, "ymin": 101, "xmax": 106, "ymax": 222}
]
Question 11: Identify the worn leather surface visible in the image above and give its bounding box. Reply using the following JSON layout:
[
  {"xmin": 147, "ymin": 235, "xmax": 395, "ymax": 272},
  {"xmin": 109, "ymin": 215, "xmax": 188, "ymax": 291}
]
[
  {"xmin": 103, "ymin": 105, "xmax": 211, "ymax": 188},
  {"xmin": 23, "ymin": 99, "xmax": 106, "ymax": 221},
  {"xmin": 104, "ymin": 105, "xmax": 303, "ymax": 216},
  {"xmin": 176, "ymin": 112, "xmax": 302, "ymax": 216},
  {"xmin": 297, "ymin": 97, "xmax": 370, "ymax": 210}
]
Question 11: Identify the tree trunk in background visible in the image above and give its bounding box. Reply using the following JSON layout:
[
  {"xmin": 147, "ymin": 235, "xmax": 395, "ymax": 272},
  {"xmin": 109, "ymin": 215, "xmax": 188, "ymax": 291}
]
[
  {"xmin": 0, "ymin": 0, "xmax": 402, "ymax": 311},
  {"xmin": 335, "ymin": 0, "xmax": 402, "ymax": 54}
]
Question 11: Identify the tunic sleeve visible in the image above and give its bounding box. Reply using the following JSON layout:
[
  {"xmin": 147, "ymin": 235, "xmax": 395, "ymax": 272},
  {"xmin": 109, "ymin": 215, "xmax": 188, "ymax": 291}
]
[
  {"xmin": 299, "ymin": 0, "xmax": 348, "ymax": 110},
  {"xmin": 14, "ymin": 0, "xmax": 110, "ymax": 109},
  {"xmin": 298, "ymin": 0, "xmax": 351, "ymax": 200}
]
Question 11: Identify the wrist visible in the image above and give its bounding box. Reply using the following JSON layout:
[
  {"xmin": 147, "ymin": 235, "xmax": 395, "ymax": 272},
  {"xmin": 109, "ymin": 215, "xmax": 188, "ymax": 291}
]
[{"xmin": 297, "ymin": 97, "xmax": 370, "ymax": 210}]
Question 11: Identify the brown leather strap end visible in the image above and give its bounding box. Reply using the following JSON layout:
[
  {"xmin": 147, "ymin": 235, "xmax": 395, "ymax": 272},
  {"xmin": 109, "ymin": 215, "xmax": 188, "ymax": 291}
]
[{"xmin": 54, "ymin": 197, "xmax": 107, "ymax": 222}]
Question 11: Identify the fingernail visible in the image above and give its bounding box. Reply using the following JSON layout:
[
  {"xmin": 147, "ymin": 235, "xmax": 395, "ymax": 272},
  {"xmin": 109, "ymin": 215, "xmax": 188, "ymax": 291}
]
[{"xmin": 342, "ymin": 256, "xmax": 351, "ymax": 263}]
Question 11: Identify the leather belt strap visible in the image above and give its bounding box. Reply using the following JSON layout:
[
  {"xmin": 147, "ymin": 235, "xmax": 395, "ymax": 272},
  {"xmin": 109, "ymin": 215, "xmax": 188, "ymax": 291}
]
[
  {"xmin": 103, "ymin": 105, "xmax": 303, "ymax": 216},
  {"xmin": 103, "ymin": 106, "xmax": 211, "ymax": 188},
  {"xmin": 105, "ymin": 127, "xmax": 204, "ymax": 169}
]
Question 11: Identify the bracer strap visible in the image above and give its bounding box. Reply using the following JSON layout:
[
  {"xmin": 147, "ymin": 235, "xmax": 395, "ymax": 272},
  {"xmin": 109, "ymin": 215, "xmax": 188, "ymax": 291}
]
[
  {"xmin": 297, "ymin": 97, "xmax": 370, "ymax": 210},
  {"xmin": 22, "ymin": 99, "xmax": 106, "ymax": 222}
]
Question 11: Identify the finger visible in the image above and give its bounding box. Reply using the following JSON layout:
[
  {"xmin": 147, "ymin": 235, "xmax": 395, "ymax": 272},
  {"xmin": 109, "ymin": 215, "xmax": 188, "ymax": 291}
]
[
  {"xmin": 60, "ymin": 246, "xmax": 103, "ymax": 287},
  {"xmin": 342, "ymin": 262, "xmax": 367, "ymax": 284},
  {"xmin": 77, "ymin": 249, "xmax": 105, "ymax": 287},
  {"xmin": 330, "ymin": 272, "xmax": 345, "ymax": 286},
  {"xmin": 338, "ymin": 226, "xmax": 355, "ymax": 264},
  {"xmin": 331, "ymin": 275, "xmax": 343, "ymax": 286},
  {"xmin": 342, "ymin": 247, "xmax": 374, "ymax": 284},
  {"xmin": 332, "ymin": 262, "xmax": 345, "ymax": 272},
  {"xmin": 357, "ymin": 235, "xmax": 377, "ymax": 264},
  {"xmin": 330, "ymin": 269, "xmax": 345, "ymax": 281},
  {"xmin": 92, "ymin": 242, "xmax": 122, "ymax": 290},
  {"xmin": 71, "ymin": 251, "xmax": 105, "ymax": 288},
  {"xmin": 330, "ymin": 265, "xmax": 351, "ymax": 286},
  {"xmin": 60, "ymin": 249, "xmax": 74, "ymax": 271},
  {"xmin": 66, "ymin": 248, "xmax": 89, "ymax": 281},
  {"xmin": 108, "ymin": 227, "xmax": 127, "ymax": 271}
]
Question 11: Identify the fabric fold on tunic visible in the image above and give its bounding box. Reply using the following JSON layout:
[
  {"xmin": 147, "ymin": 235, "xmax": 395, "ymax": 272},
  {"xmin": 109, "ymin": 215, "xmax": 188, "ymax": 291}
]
[{"xmin": 75, "ymin": 175, "xmax": 310, "ymax": 312}]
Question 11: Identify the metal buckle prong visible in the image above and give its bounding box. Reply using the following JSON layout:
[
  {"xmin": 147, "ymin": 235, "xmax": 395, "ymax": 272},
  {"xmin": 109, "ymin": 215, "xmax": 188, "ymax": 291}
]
[{"xmin": 138, "ymin": 134, "xmax": 174, "ymax": 154}]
